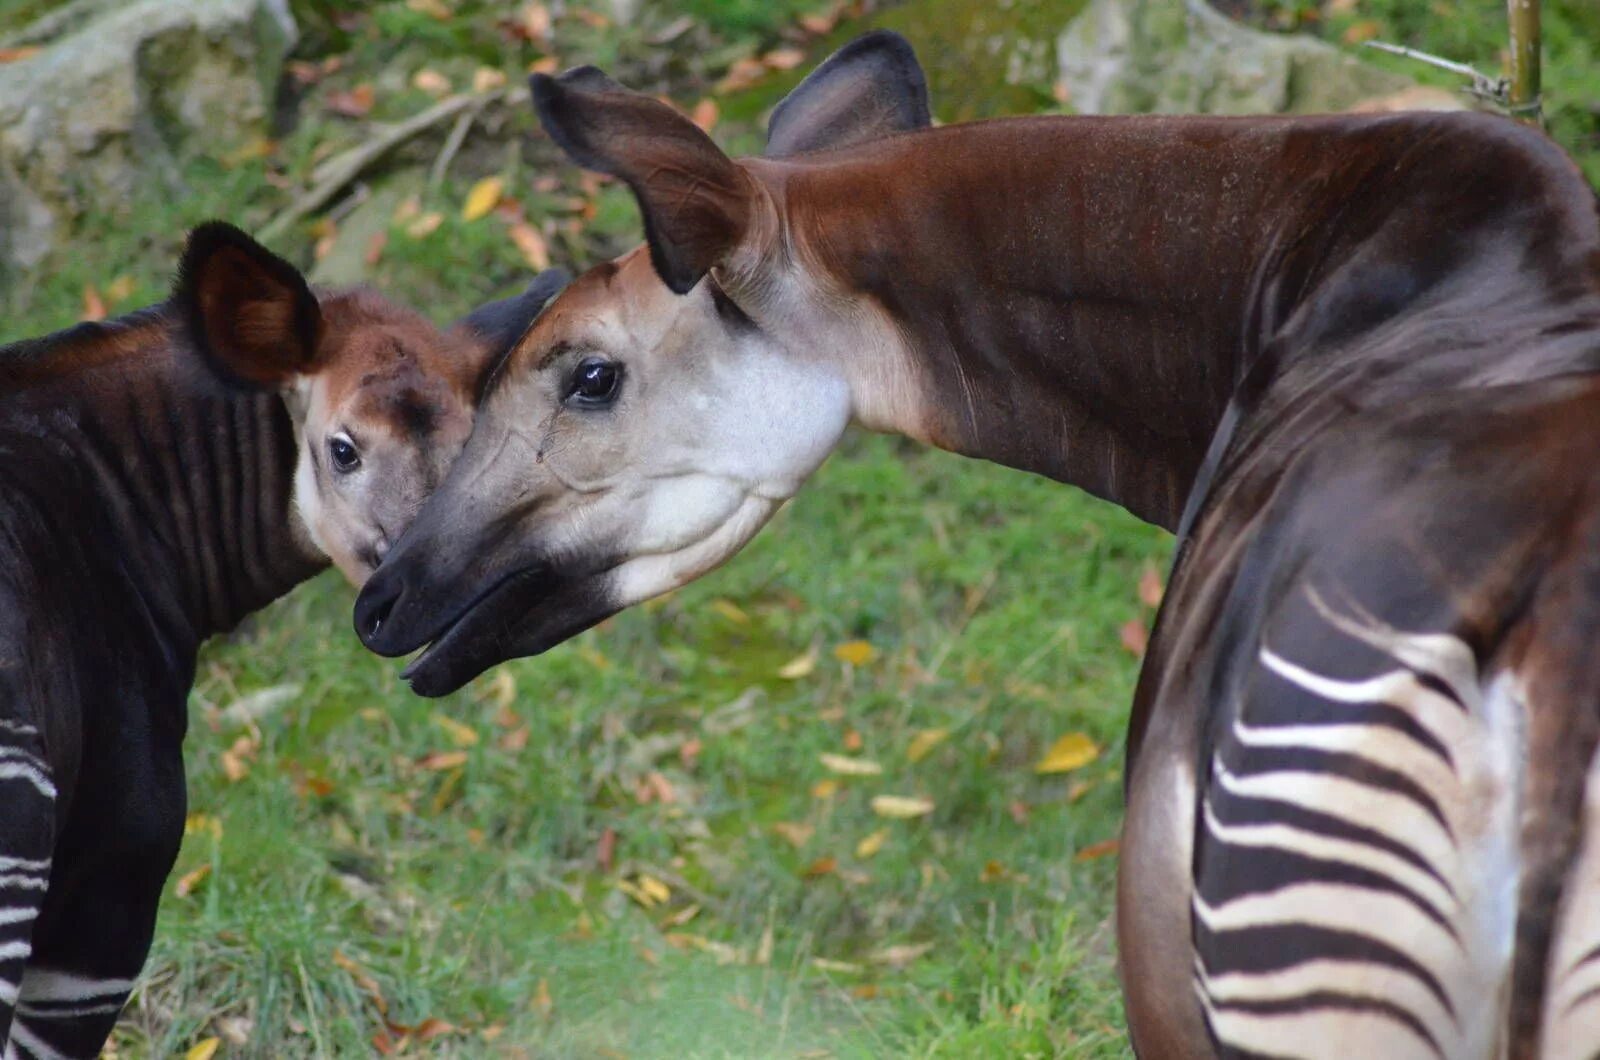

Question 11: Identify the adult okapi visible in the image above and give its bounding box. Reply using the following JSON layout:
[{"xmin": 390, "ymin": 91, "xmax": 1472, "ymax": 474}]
[
  {"xmin": 0, "ymin": 222, "xmax": 564, "ymax": 1059},
  {"xmin": 354, "ymin": 31, "xmax": 1600, "ymax": 1060}
]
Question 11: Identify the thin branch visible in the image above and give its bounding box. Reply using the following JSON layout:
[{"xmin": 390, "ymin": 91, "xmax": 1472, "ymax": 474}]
[
  {"xmin": 428, "ymin": 98, "xmax": 487, "ymax": 193},
  {"xmin": 1362, "ymin": 40, "xmax": 1509, "ymax": 107}
]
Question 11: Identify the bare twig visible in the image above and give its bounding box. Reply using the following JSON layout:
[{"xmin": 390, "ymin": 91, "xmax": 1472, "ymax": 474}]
[
  {"xmin": 1362, "ymin": 40, "xmax": 1509, "ymax": 108},
  {"xmin": 1506, "ymin": 0, "xmax": 1542, "ymax": 123},
  {"xmin": 428, "ymin": 99, "xmax": 486, "ymax": 193},
  {"xmin": 261, "ymin": 87, "xmax": 528, "ymax": 243}
]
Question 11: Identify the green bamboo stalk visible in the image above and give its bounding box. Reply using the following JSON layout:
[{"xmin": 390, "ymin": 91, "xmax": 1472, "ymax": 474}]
[{"xmin": 1506, "ymin": 0, "xmax": 1543, "ymax": 124}]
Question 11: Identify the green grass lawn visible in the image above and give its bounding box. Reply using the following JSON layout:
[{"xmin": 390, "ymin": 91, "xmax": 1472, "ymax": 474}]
[{"xmin": 4, "ymin": 0, "xmax": 1596, "ymax": 1055}]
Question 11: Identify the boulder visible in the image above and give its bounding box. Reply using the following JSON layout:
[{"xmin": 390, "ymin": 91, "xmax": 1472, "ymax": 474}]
[
  {"xmin": 1057, "ymin": 0, "xmax": 1416, "ymax": 116},
  {"xmin": 0, "ymin": 0, "xmax": 296, "ymax": 273}
]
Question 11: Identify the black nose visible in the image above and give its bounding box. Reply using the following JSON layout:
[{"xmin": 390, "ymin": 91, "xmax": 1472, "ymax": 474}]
[{"xmin": 354, "ymin": 564, "xmax": 404, "ymax": 653}]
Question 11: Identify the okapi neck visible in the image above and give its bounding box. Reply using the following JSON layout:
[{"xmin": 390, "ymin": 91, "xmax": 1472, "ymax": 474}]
[
  {"xmin": 32, "ymin": 340, "xmax": 326, "ymax": 647},
  {"xmin": 775, "ymin": 111, "xmax": 1600, "ymax": 531}
]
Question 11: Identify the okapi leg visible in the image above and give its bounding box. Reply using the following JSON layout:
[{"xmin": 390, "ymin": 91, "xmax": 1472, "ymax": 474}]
[{"xmin": 0, "ymin": 717, "xmax": 55, "ymax": 1057}]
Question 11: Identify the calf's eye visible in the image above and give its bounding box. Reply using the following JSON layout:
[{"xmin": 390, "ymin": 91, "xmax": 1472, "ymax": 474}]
[
  {"xmin": 567, "ymin": 358, "xmax": 622, "ymax": 407},
  {"xmin": 329, "ymin": 434, "xmax": 361, "ymax": 473}
]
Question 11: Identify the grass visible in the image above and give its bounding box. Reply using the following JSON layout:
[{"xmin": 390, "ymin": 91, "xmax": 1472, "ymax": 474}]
[{"xmin": 3, "ymin": 0, "xmax": 1596, "ymax": 1056}]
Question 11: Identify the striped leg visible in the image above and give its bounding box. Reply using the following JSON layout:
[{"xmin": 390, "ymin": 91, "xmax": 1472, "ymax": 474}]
[
  {"xmin": 1192, "ymin": 587, "xmax": 1517, "ymax": 1060},
  {"xmin": 0, "ymin": 718, "xmax": 55, "ymax": 1058}
]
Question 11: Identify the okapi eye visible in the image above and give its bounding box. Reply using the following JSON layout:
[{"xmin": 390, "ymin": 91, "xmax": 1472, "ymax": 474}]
[
  {"xmin": 328, "ymin": 434, "xmax": 361, "ymax": 473},
  {"xmin": 567, "ymin": 358, "xmax": 622, "ymax": 408}
]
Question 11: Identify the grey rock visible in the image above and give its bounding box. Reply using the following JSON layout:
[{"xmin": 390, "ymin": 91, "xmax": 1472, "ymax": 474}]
[
  {"xmin": 1057, "ymin": 0, "xmax": 1412, "ymax": 116},
  {"xmin": 0, "ymin": 0, "xmax": 296, "ymax": 273}
]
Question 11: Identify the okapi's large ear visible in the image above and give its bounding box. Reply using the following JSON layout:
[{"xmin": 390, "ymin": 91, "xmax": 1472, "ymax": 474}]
[
  {"xmin": 765, "ymin": 31, "xmax": 931, "ymax": 159},
  {"xmin": 532, "ymin": 67, "xmax": 755, "ymax": 295},
  {"xmin": 176, "ymin": 221, "xmax": 323, "ymax": 388}
]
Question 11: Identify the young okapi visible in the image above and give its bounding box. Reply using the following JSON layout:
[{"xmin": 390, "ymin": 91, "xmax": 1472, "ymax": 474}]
[
  {"xmin": 0, "ymin": 223, "xmax": 564, "ymax": 1059},
  {"xmin": 354, "ymin": 37, "xmax": 1600, "ymax": 1060}
]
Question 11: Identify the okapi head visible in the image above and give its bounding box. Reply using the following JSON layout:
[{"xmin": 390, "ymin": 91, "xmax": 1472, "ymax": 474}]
[
  {"xmin": 177, "ymin": 222, "xmax": 568, "ymax": 584},
  {"xmin": 355, "ymin": 32, "xmax": 932, "ymax": 692}
]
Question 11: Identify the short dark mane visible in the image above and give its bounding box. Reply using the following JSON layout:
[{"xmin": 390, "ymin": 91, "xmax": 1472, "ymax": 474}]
[{"xmin": 0, "ymin": 303, "xmax": 175, "ymax": 384}]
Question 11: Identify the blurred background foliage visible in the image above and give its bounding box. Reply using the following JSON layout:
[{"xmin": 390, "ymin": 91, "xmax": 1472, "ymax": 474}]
[{"xmin": 0, "ymin": 0, "xmax": 1594, "ymax": 1056}]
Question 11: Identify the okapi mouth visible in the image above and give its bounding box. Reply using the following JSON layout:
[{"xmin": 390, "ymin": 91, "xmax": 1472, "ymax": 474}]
[{"xmin": 396, "ymin": 563, "xmax": 621, "ymax": 697}]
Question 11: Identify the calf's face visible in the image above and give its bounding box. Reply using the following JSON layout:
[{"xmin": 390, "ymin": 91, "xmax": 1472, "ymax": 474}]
[{"xmin": 177, "ymin": 222, "xmax": 566, "ymax": 585}]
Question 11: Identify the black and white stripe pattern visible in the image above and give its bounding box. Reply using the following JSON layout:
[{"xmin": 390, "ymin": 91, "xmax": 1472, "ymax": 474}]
[
  {"xmin": 0, "ymin": 718, "xmax": 53, "ymax": 1057},
  {"xmin": 1192, "ymin": 588, "xmax": 1521, "ymax": 1059}
]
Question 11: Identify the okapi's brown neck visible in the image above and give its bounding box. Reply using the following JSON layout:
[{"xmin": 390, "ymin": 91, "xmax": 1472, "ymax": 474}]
[
  {"xmin": 12, "ymin": 324, "xmax": 324, "ymax": 644},
  {"xmin": 769, "ymin": 111, "xmax": 1600, "ymax": 531}
]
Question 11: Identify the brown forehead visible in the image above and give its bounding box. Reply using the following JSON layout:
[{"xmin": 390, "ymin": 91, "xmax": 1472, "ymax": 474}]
[
  {"xmin": 316, "ymin": 290, "xmax": 482, "ymax": 437},
  {"xmin": 502, "ymin": 254, "xmax": 651, "ymax": 376}
]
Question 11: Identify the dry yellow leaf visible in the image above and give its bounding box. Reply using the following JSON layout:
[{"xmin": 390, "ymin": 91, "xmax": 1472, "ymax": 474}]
[
  {"xmin": 175, "ymin": 864, "xmax": 211, "ymax": 898},
  {"xmin": 0, "ymin": 46, "xmax": 42, "ymax": 64},
  {"xmin": 710, "ymin": 598, "xmax": 749, "ymax": 625},
  {"xmin": 834, "ymin": 640, "xmax": 876, "ymax": 666},
  {"xmin": 868, "ymin": 941, "xmax": 934, "ymax": 967},
  {"xmin": 472, "ymin": 67, "xmax": 508, "ymax": 94},
  {"xmin": 508, "ymin": 221, "xmax": 550, "ymax": 270},
  {"xmin": 184, "ymin": 813, "xmax": 223, "ymax": 840},
  {"xmin": 105, "ymin": 275, "xmax": 136, "ymax": 304},
  {"xmin": 412, "ymin": 68, "xmax": 451, "ymax": 95},
  {"xmin": 870, "ymin": 795, "xmax": 935, "ymax": 819},
  {"xmin": 462, "ymin": 177, "xmax": 505, "ymax": 222},
  {"xmin": 532, "ymin": 977, "xmax": 553, "ymax": 1017},
  {"xmin": 432, "ymin": 713, "xmax": 479, "ymax": 747},
  {"xmin": 487, "ymin": 669, "xmax": 517, "ymax": 711},
  {"xmin": 820, "ymin": 752, "xmax": 883, "ymax": 776},
  {"xmin": 407, "ymin": 212, "xmax": 444, "ymax": 238},
  {"xmin": 811, "ymin": 778, "xmax": 840, "ymax": 800},
  {"xmin": 1034, "ymin": 732, "xmax": 1100, "ymax": 775},
  {"xmin": 521, "ymin": 2, "xmax": 552, "ymax": 40},
  {"xmin": 906, "ymin": 728, "xmax": 948, "ymax": 764},
  {"xmin": 762, "ymin": 47, "xmax": 807, "ymax": 71},
  {"xmin": 690, "ymin": 98, "xmax": 719, "ymax": 132},
  {"xmin": 418, "ymin": 749, "xmax": 469, "ymax": 771},
  {"xmin": 406, "ymin": 0, "xmax": 451, "ymax": 18},
  {"xmin": 772, "ymin": 821, "xmax": 814, "ymax": 848},
  {"xmin": 185, "ymin": 1038, "xmax": 221, "ymax": 1060},
  {"xmin": 777, "ymin": 650, "xmax": 816, "ymax": 679},
  {"xmin": 855, "ymin": 828, "xmax": 889, "ymax": 859}
]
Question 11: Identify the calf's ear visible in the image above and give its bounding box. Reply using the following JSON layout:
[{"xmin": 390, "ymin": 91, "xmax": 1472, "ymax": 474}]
[
  {"xmin": 451, "ymin": 267, "xmax": 571, "ymax": 356},
  {"xmin": 175, "ymin": 221, "xmax": 323, "ymax": 388},
  {"xmin": 765, "ymin": 31, "xmax": 931, "ymax": 159},
  {"xmin": 532, "ymin": 67, "xmax": 756, "ymax": 295}
]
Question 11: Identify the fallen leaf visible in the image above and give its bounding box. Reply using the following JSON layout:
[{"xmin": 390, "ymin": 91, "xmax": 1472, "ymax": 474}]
[
  {"xmin": 906, "ymin": 728, "xmax": 948, "ymax": 764},
  {"xmin": 0, "ymin": 46, "xmax": 42, "ymax": 64},
  {"xmin": 762, "ymin": 48, "xmax": 807, "ymax": 71},
  {"xmin": 811, "ymin": 778, "xmax": 840, "ymax": 800},
  {"xmin": 532, "ymin": 977, "xmax": 553, "ymax": 1017},
  {"xmin": 472, "ymin": 67, "xmax": 507, "ymax": 94},
  {"xmin": 81, "ymin": 285, "xmax": 106, "ymax": 322},
  {"xmin": 487, "ymin": 669, "xmax": 517, "ymax": 711},
  {"xmin": 393, "ymin": 195, "xmax": 422, "ymax": 224},
  {"xmin": 1068, "ymin": 778, "xmax": 1097, "ymax": 803},
  {"xmin": 799, "ymin": 11, "xmax": 839, "ymax": 34},
  {"xmin": 184, "ymin": 1038, "xmax": 221, "ymax": 1060},
  {"xmin": 1342, "ymin": 19, "xmax": 1382, "ymax": 44},
  {"xmin": 772, "ymin": 821, "xmax": 814, "ymax": 848},
  {"xmin": 777, "ymin": 650, "xmax": 817, "ymax": 679},
  {"xmin": 529, "ymin": 56, "xmax": 560, "ymax": 75},
  {"xmin": 462, "ymin": 177, "xmax": 505, "ymax": 222},
  {"xmin": 1008, "ymin": 800, "xmax": 1030, "ymax": 825},
  {"xmin": 690, "ymin": 98, "xmax": 719, "ymax": 133},
  {"xmin": 363, "ymin": 231, "xmax": 388, "ymax": 268},
  {"xmin": 334, "ymin": 949, "xmax": 388, "ymax": 1014},
  {"xmin": 413, "ymin": 1018, "xmax": 455, "ymax": 1042},
  {"xmin": 802, "ymin": 856, "xmax": 838, "ymax": 879},
  {"xmin": 850, "ymin": 983, "xmax": 879, "ymax": 999},
  {"xmin": 325, "ymin": 84, "xmax": 375, "ymax": 118},
  {"xmin": 1074, "ymin": 838, "xmax": 1121, "ymax": 862},
  {"xmin": 406, "ymin": 212, "xmax": 444, "ymax": 239},
  {"xmin": 1119, "ymin": 618, "xmax": 1149, "ymax": 657},
  {"xmin": 659, "ymin": 902, "xmax": 699, "ymax": 928},
  {"xmin": 406, "ymin": 0, "xmax": 451, "ymax": 18},
  {"xmin": 175, "ymin": 864, "xmax": 211, "ymax": 898},
  {"xmin": 870, "ymin": 794, "xmax": 935, "ymax": 819},
  {"xmin": 432, "ymin": 713, "xmax": 479, "ymax": 747},
  {"xmin": 1034, "ymin": 732, "xmax": 1100, "ymax": 775},
  {"xmin": 596, "ymin": 826, "xmax": 617, "ymax": 873},
  {"xmin": 417, "ymin": 750, "xmax": 468, "ymax": 771},
  {"xmin": 498, "ymin": 725, "xmax": 530, "ymax": 752},
  {"xmin": 105, "ymin": 275, "xmax": 137, "ymax": 304},
  {"xmin": 869, "ymin": 942, "xmax": 933, "ymax": 967},
  {"xmin": 508, "ymin": 221, "xmax": 550, "ymax": 270},
  {"xmin": 371, "ymin": 1029, "xmax": 395, "ymax": 1055},
  {"xmin": 184, "ymin": 813, "xmax": 223, "ymax": 840},
  {"xmin": 573, "ymin": 9, "xmax": 610, "ymax": 28},
  {"xmin": 715, "ymin": 57, "xmax": 768, "ymax": 94},
  {"xmin": 980, "ymin": 859, "xmax": 1007, "ymax": 882},
  {"xmin": 833, "ymin": 640, "xmax": 876, "ymax": 666},
  {"xmin": 679, "ymin": 736, "xmax": 702, "ymax": 769},
  {"xmin": 480, "ymin": 1023, "xmax": 505, "ymax": 1042},
  {"xmin": 820, "ymin": 752, "xmax": 883, "ymax": 776},
  {"xmin": 710, "ymin": 598, "xmax": 749, "ymax": 624},
  {"xmin": 412, "ymin": 68, "xmax": 451, "ymax": 95},
  {"xmin": 520, "ymin": 2, "xmax": 552, "ymax": 40},
  {"xmin": 1138, "ymin": 564, "xmax": 1164, "ymax": 608},
  {"xmin": 811, "ymin": 957, "xmax": 861, "ymax": 974},
  {"xmin": 855, "ymin": 828, "xmax": 889, "ymax": 859},
  {"xmin": 843, "ymin": 729, "xmax": 863, "ymax": 752}
]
